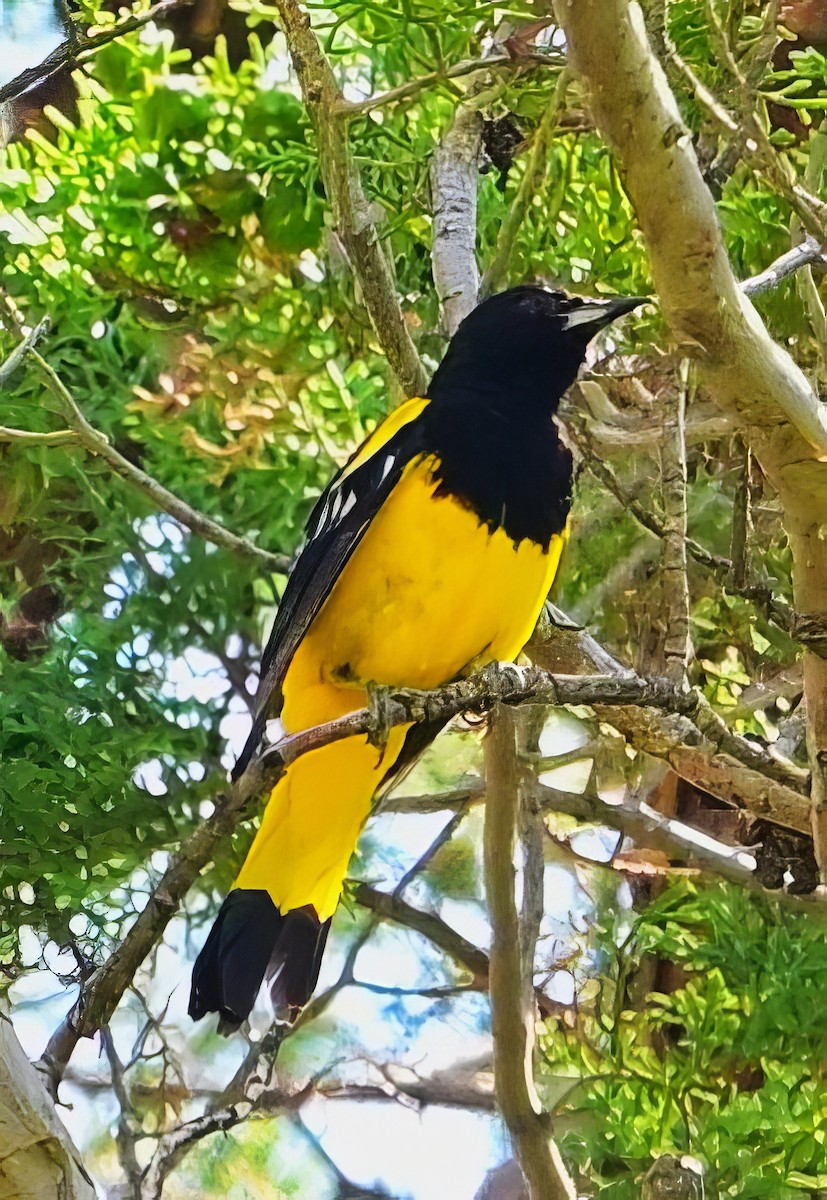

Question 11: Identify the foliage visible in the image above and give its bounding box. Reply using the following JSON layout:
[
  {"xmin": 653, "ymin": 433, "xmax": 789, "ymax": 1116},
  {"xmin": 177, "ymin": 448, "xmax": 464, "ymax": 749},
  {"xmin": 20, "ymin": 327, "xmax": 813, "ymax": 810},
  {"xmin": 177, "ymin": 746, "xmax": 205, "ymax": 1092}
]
[{"xmin": 541, "ymin": 880, "xmax": 827, "ymax": 1197}]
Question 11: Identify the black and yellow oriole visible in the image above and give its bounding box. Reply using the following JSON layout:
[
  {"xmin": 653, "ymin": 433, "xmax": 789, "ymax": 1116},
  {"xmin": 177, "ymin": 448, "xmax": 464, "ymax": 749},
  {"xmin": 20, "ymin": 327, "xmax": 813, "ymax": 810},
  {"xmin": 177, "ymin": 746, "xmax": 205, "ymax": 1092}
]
[{"xmin": 189, "ymin": 285, "xmax": 643, "ymax": 1031}]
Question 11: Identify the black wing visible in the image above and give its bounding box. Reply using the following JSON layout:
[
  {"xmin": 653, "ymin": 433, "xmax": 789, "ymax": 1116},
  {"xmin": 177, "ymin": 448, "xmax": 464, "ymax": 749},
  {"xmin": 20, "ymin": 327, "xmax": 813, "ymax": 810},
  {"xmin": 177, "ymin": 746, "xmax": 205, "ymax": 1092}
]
[{"xmin": 233, "ymin": 417, "xmax": 427, "ymax": 778}]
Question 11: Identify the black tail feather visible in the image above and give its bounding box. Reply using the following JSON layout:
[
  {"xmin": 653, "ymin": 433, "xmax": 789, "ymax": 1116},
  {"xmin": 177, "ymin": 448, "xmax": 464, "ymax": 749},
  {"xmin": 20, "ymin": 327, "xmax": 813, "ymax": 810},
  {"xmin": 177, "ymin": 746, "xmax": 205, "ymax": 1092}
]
[
  {"xmin": 188, "ymin": 890, "xmax": 330, "ymax": 1033},
  {"xmin": 189, "ymin": 890, "xmax": 283, "ymax": 1032},
  {"xmin": 268, "ymin": 908, "xmax": 331, "ymax": 1019}
]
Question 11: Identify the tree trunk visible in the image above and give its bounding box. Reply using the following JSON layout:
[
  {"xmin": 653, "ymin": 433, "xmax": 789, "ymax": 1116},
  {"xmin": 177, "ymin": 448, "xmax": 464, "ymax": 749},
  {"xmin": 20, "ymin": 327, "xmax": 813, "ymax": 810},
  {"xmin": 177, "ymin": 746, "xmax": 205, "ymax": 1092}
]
[{"xmin": 0, "ymin": 1011, "xmax": 94, "ymax": 1200}]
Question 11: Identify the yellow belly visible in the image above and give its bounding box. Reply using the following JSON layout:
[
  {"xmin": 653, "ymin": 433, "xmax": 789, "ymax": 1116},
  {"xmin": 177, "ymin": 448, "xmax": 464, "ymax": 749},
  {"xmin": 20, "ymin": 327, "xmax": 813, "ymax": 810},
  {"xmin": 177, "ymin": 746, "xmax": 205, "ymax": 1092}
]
[{"xmin": 236, "ymin": 456, "xmax": 565, "ymax": 917}]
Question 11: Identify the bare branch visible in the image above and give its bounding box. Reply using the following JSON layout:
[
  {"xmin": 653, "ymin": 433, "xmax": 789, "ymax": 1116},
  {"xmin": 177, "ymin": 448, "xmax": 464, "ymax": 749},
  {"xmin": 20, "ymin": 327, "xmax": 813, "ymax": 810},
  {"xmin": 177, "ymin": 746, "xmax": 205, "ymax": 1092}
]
[
  {"xmin": 742, "ymin": 235, "xmax": 827, "ymax": 296},
  {"xmin": 555, "ymin": 0, "xmax": 827, "ymax": 455},
  {"xmin": 354, "ymin": 883, "xmax": 490, "ymax": 985},
  {"xmin": 260, "ymin": 663, "xmax": 809, "ymax": 801},
  {"xmin": 379, "ymin": 765, "xmax": 824, "ymax": 905},
  {"xmin": 319, "ymin": 1062, "xmax": 496, "ymax": 1111},
  {"xmin": 728, "ymin": 439, "xmax": 753, "ymax": 590},
  {"xmin": 569, "ymin": 403, "xmax": 827, "ymax": 655},
  {"xmin": 147, "ymin": 1043, "xmax": 491, "ymax": 1197},
  {"xmin": 483, "ymin": 706, "xmax": 576, "ymax": 1200},
  {"xmin": 0, "ymin": 316, "xmax": 51, "ymax": 383},
  {"xmin": 657, "ymin": 366, "xmax": 692, "ymax": 685},
  {"xmin": 288, "ymin": 1112, "xmax": 393, "ymax": 1199},
  {"xmin": 527, "ymin": 624, "xmax": 811, "ymax": 834},
  {"xmin": 564, "ymin": 409, "xmax": 730, "ymax": 576},
  {"xmin": 38, "ymin": 653, "xmax": 809, "ymax": 1090},
  {"xmin": 668, "ymin": 31, "xmax": 827, "ymax": 238},
  {"xmin": 0, "ymin": 425, "xmax": 78, "ymax": 446},
  {"xmin": 100, "ymin": 1027, "xmax": 143, "ymax": 1200},
  {"xmin": 38, "ymin": 752, "xmax": 280, "ymax": 1093},
  {"xmin": 380, "ymin": 780, "xmax": 484, "ymax": 814},
  {"xmin": 393, "ymin": 812, "xmax": 465, "ymax": 898},
  {"xmin": 144, "ymin": 1101, "xmax": 274, "ymax": 1198},
  {"xmin": 519, "ymin": 764, "xmax": 546, "ymax": 983}
]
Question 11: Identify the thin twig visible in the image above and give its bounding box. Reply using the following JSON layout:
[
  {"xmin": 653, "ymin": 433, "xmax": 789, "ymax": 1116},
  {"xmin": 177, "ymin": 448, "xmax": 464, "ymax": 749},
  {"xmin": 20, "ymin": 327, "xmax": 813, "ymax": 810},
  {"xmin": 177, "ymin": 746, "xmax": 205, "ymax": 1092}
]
[
  {"xmin": 337, "ymin": 52, "xmax": 564, "ymax": 117},
  {"xmin": 671, "ymin": 19, "xmax": 827, "ymax": 239},
  {"xmin": 565, "ymin": 413, "xmax": 729, "ymax": 574},
  {"xmin": 0, "ymin": 425, "xmax": 77, "ymax": 446},
  {"xmin": 393, "ymin": 812, "xmax": 465, "ymax": 898},
  {"xmin": 288, "ymin": 1112, "xmax": 393, "ymax": 1199},
  {"xmin": 527, "ymin": 622, "xmax": 811, "ymax": 834},
  {"xmin": 0, "ymin": 316, "xmax": 51, "ymax": 384},
  {"xmin": 566, "ymin": 405, "xmax": 826, "ymax": 655},
  {"xmin": 729, "ymin": 438, "xmax": 753, "ymax": 589},
  {"xmin": 100, "ymin": 1027, "xmax": 143, "ymax": 1200},
  {"xmin": 355, "ymin": 882, "xmax": 490, "ymax": 984},
  {"xmin": 24, "ymin": 347, "xmax": 290, "ymax": 572},
  {"xmin": 658, "ymin": 364, "xmax": 692, "ymax": 685}
]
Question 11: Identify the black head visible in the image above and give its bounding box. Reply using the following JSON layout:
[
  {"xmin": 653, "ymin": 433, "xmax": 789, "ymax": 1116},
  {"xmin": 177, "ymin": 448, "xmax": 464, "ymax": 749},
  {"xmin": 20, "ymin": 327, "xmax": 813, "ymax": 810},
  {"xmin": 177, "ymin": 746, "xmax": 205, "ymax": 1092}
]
[{"xmin": 428, "ymin": 285, "xmax": 646, "ymax": 414}]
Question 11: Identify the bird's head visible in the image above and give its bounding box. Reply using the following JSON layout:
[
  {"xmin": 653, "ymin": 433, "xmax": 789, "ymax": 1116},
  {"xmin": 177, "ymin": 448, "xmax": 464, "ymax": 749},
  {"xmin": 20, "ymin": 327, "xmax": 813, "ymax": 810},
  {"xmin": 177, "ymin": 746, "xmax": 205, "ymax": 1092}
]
[{"xmin": 429, "ymin": 285, "xmax": 648, "ymax": 413}]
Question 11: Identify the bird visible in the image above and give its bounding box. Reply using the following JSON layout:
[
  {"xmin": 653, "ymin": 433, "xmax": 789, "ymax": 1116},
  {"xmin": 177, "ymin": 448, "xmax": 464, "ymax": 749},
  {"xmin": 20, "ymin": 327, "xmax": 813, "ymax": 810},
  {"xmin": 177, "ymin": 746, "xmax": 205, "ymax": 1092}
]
[{"xmin": 188, "ymin": 284, "xmax": 644, "ymax": 1032}]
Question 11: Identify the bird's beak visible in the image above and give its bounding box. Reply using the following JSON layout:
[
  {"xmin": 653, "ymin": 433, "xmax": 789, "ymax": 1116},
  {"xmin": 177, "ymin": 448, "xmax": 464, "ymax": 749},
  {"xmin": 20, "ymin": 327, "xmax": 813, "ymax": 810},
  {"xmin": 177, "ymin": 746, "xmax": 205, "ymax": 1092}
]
[
  {"xmin": 561, "ymin": 295, "xmax": 650, "ymax": 334},
  {"xmin": 599, "ymin": 295, "xmax": 650, "ymax": 325}
]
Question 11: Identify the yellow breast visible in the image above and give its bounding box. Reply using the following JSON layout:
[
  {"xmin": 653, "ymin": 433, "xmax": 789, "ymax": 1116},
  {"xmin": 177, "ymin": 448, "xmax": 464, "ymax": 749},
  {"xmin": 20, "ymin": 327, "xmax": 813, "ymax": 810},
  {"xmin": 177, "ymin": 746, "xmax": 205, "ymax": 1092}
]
[{"xmin": 281, "ymin": 456, "xmax": 565, "ymax": 732}]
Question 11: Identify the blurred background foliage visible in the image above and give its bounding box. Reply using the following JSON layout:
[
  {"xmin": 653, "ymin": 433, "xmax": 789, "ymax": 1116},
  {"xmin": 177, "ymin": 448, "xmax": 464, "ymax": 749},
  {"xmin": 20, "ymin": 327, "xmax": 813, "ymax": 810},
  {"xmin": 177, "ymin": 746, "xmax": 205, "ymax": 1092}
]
[{"xmin": 1, "ymin": 0, "xmax": 827, "ymax": 1196}]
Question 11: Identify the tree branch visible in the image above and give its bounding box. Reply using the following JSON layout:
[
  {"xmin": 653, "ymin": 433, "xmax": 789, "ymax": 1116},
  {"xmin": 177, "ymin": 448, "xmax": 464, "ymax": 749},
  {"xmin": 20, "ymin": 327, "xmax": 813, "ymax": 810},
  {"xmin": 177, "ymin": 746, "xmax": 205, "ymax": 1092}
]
[
  {"xmin": 564, "ymin": 409, "xmax": 730, "ymax": 575},
  {"xmin": 742, "ymin": 235, "xmax": 827, "ymax": 296},
  {"xmin": 38, "ymin": 655, "xmax": 809, "ymax": 1091},
  {"xmin": 0, "ymin": 0, "xmax": 195, "ymax": 107},
  {"xmin": 287, "ymin": 1112, "xmax": 393, "ymax": 1199},
  {"xmin": 527, "ymin": 623, "xmax": 811, "ymax": 834},
  {"xmin": 0, "ymin": 315, "xmax": 51, "ymax": 384},
  {"xmin": 667, "ymin": 25, "xmax": 827, "ymax": 239},
  {"xmin": 555, "ymin": 0, "xmax": 827, "ymax": 456},
  {"xmin": 354, "ymin": 883, "xmax": 490, "ymax": 985},
  {"xmin": 657, "ymin": 365, "xmax": 692, "ymax": 684},
  {"xmin": 568, "ymin": 402, "xmax": 827, "ymax": 655},
  {"xmin": 379, "ymin": 767, "xmax": 825, "ymax": 905},
  {"xmin": 100, "ymin": 1026, "xmax": 143, "ymax": 1200},
  {"xmin": 555, "ymin": 0, "xmax": 827, "ymax": 876},
  {"xmin": 38, "ymin": 753, "xmax": 280, "ymax": 1094},
  {"xmin": 274, "ymin": 0, "xmax": 428, "ymax": 398}
]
